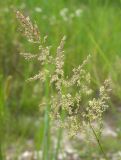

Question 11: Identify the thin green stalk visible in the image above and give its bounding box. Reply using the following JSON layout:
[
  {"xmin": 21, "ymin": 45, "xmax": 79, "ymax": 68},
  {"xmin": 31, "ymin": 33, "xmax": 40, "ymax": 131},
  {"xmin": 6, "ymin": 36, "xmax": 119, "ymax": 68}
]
[
  {"xmin": 0, "ymin": 78, "xmax": 4, "ymax": 160},
  {"xmin": 42, "ymin": 77, "xmax": 50, "ymax": 160},
  {"xmin": 89, "ymin": 122, "xmax": 109, "ymax": 160},
  {"xmin": 53, "ymin": 127, "xmax": 63, "ymax": 160},
  {"xmin": 43, "ymin": 106, "xmax": 50, "ymax": 160},
  {"xmin": 0, "ymin": 143, "xmax": 3, "ymax": 160}
]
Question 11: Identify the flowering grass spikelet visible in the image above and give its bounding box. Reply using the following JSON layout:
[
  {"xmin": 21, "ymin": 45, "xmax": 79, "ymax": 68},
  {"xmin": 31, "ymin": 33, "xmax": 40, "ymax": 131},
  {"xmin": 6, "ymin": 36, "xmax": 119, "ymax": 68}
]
[{"xmin": 16, "ymin": 11, "xmax": 40, "ymax": 43}]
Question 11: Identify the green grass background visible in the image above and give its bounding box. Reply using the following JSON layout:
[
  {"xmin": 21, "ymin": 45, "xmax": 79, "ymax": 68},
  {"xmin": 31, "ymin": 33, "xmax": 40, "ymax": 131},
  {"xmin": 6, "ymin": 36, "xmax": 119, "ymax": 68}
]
[{"xmin": 1, "ymin": 0, "xmax": 121, "ymax": 159}]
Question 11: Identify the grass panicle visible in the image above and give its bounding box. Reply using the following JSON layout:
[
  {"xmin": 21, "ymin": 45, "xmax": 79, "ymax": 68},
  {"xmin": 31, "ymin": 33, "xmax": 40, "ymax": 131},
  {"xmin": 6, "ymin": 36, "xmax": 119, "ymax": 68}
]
[{"xmin": 16, "ymin": 11, "xmax": 111, "ymax": 159}]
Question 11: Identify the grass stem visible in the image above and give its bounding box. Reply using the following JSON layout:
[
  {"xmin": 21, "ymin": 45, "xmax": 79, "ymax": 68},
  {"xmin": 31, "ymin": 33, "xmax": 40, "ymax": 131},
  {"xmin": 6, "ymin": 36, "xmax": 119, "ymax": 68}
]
[
  {"xmin": 43, "ymin": 106, "xmax": 50, "ymax": 160},
  {"xmin": 89, "ymin": 122, "xmax": 109, "ymax": 160},
  {"xmin": 0, "ymin": 143, "xmax": 3, "ymax": 160},
  {"xmin": 42, "ymin": 76, "xmax": 50, "ymax": 160},
  {"xmin": 53, "ymin": 127, "xmax": 62, "ymax": 160}
]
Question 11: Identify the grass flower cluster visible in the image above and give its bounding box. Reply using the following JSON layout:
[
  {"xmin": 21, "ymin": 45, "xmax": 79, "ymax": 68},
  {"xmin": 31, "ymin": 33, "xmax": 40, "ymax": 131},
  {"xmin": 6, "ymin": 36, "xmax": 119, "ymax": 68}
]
[
  {"xmin": 16, "ymin": 11, "xmax": 111, "ymax": 159},
  {"xmin": 16, "ymin": 11, "xmax": 40, "ymax": 43}
]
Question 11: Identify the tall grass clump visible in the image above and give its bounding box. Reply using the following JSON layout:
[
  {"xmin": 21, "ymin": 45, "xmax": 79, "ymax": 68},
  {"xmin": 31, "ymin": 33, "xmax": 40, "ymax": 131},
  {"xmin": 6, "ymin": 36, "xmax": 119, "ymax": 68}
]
[{"xmin": 16, "ymin": 10, "xmax": 111, "ymax": 159}]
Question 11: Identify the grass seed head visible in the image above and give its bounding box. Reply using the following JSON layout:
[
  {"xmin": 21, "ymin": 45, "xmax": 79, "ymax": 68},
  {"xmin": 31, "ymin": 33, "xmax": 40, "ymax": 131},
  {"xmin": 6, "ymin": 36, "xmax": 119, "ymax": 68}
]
[
  {"xmin": 16, "ymin": 11, "xmax": 40, "ymax": 43},
  {"xmin": 17, "ymin": 11, "xmax": 111, "ymax": 138}
]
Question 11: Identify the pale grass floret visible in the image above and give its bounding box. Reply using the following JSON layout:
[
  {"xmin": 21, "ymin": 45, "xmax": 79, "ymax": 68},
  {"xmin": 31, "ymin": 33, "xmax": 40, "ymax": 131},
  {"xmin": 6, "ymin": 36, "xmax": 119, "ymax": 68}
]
[
  {"xmin": 50, "ymin": 36, "xmax": 66, "ymax": 93},
  {"xmin": 82, "ymin": 79, "xmax": 111, "ymax": 138},
  {"xmin": 20, "ymin": 53, "xmax": 38, "ymax": 60},
  {"xmin": 27, "ymin": 70, "xmax": 49, "ymax": 82},
  {"xmin": 85, "ymin": 79, "xmax": 111, "ymax": 122},
  {"xmin": 38, "ymin": 46, "xmax": 52, "ymax": 65}
]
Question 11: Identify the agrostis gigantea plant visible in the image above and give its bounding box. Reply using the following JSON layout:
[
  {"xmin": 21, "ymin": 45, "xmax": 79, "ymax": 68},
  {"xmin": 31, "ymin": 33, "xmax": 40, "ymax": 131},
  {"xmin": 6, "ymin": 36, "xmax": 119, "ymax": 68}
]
[{"xmin": 16, "ymin": 11, "xmax": 111, "ymax": 160}]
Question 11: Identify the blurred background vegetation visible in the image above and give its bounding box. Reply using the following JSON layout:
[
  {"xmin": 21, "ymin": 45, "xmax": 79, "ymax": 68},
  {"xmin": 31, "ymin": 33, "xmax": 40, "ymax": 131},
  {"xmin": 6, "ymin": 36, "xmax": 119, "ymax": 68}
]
[{"xmin": 1, "ymin": 0, "xmax": 121, "ymax": 159}]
